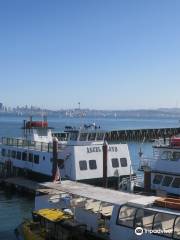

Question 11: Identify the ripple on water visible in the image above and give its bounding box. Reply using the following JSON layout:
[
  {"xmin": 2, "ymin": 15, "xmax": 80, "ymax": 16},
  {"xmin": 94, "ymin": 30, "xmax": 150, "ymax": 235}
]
[{"xmin": 0, "ymin": 190, "xmax": 34, "ymax": 239}]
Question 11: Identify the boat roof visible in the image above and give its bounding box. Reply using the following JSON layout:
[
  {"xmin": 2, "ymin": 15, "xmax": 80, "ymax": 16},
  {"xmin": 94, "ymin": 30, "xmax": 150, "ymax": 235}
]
[
  {"xmin": 34, "ymin": 208, "xmax": 72, "ymax": 222},
  {"xmin": 60, "ymin": 128, "xmax": 106, "ymax": 134},
  {"xmin": 145, "ymin": 206, "xmax": 180, "ymax": 216},
  {"xmin": 41, "ymin": 180, "xmax": 158, "ymax": 207},
  {"xmin": 62, "ymin": 124, "xmax": 106, "ymax": 134}
]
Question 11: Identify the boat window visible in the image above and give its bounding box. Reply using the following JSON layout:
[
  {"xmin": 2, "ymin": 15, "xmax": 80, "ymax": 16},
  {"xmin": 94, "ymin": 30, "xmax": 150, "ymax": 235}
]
[
  {"xmin": 172, "ymin": 178, "xmax": 180, "ymax": 188},
  {"xmin": 153, "ymin": 213, "xmax": 175, "ymax": 238},
  {"xmin": 111, "ymin": 158, "xmax": 119, "ymax": 168},
  {"xmin": 88, "ymin": 133, "xmax": 96, "ymax": 141},
  {"xmin": 117, "ymin": 205, "xmax": 137, "ymax": 227},
  {"xmin": 69, "ymin": 132, "xmax": 78, "ymax": 141},
  {"xmin": 79, "ymin": 160, "xmax": 87, "ymax": 171},
  {"xmin": 36, "ymin": 129, "xmax": 47, "ymax": 136},
  {"xmin": 135, "ymin": 209, "xmax": 155, "ymax": 229},
  {"xmin": 172, "ymin": 152, "xmax": 180, "ymax": 161},
  {"xmin": 16, "ymin": 151, "xmax": 21, "ymax": 160},
  {"xmin": 7, "ymin": 150, "xmax": 11, "ymax": 157},
  {"xmin": 162, "ymin": 176, "xmax": 173, "ymax": 187},
  {"xmin": 120, "ymin": 158, "xmax": 127, "ymax": 167},
  {"xmin": 34, "ymin": 155, "xmax": 39, "ymax": 164},
  {"xmin": 96, "ymin": 132, "xmax": 104, "ymax": 141},
  {"xmin": 153, "ymin": 174, "xmax": 163, "ymax": 184},
  {"xmin": 161, "ymin": 151, "xmax": 172, "ymax": 160},
  {"xmin": 79, "ymin": 133, "xmax": 88, "ymax": 141},
  {"xmin": 135, "ymin": 209, "xmax": 155, "ymax": 230},
  {"xmin": 1, "ymin": 148, "xmax": 6, "ymax": 157},
  {"xmin": 58, "ymin": 132, "xmax": 68, "ymax": 141},
  {"xmin": 11, "ymin": 150, "xmax": 16, "ymax": 158},
  {"xmin": 174, "ymin": 217, "xmax": 180, "ymax": 239},
  {"xmin": 22, "ymin": 152, "xmax": 27, "ymax": 161},
  {"xmin": 89, "ymin": 160, "xmax": 97, "ymax": 170},
  {"xmin": 29, "ymin": 153, "xmax": 33, "ymax": 162}
]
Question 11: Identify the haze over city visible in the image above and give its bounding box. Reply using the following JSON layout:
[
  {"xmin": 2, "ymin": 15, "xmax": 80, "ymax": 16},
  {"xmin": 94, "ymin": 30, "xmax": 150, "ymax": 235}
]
[{"xmin": 1, "ymin": 0, "xmax": 180, "ymax": 110}]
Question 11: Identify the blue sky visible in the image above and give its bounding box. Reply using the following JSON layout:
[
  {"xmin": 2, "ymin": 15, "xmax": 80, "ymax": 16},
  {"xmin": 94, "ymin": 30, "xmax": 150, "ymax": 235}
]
[{"xmin": 0, "ymin": 0, "xmax": 180, "ymax": 110}]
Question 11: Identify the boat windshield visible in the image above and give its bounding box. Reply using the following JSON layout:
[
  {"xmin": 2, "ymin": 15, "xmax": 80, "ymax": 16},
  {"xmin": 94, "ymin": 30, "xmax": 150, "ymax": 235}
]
[
  {"xmin": 69, "ymin": 132, "xmax": 78, "ymax": 141},
  {"xmin": 88, "ymin": 132, "xmax": 96, "ymax": 141},
  {"xmin": 36, "ymin": 128, "xmax": 48, "ymax": 137},
  {"xmin": 117, "ymin": 204, "xmax": 180, "ymax": 239},
  {"xmin": 79, "ymin": 133, "xmax": 88, "ymax": 141},
  {"xmin": 96, "ymin": 132, "xmax": 105, "ymax": 141}
]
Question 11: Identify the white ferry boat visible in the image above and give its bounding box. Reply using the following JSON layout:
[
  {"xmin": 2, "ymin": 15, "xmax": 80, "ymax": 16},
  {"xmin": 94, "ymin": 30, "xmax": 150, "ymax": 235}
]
[
  {"xmin": 0, "ymin": 118, "xmax": 133, "ymax": 186},
  {"xmin": 17, "ymin": 180, "xmax": 180, "ymax": 240},
  {"xmin": 139, "ymin": 136, "xmax": 180, "ymax": 196}
]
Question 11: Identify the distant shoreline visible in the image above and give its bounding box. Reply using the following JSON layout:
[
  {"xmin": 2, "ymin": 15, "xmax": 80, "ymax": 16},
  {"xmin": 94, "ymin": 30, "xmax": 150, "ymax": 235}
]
[{"xmin": 0, "ymin": 111, "xmax": 180, "ymax": 120}]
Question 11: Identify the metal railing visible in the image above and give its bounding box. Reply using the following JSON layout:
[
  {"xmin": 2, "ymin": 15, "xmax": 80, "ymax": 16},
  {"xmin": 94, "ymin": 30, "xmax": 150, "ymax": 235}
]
[
  {"xmin": 153, "ymin": 138, "xmax": 170, "ymax": 147},
  {"xmin": 1, "ymin": 137, "xmax": 64, "ymax": 152}
]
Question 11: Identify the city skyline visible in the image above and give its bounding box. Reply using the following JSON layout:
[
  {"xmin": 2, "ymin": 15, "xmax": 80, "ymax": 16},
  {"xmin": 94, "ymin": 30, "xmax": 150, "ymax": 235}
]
[
  {"xmin": 1, "ymin": 1, "xmax": 180, "ymax": 110},
  {"xmin": 1, "ymin": 101, "xmax": 180, "ymax": 113}
]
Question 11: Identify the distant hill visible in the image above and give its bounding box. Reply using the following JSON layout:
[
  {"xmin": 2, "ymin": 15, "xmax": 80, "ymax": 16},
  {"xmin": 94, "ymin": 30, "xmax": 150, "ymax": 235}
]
[{"xmin": 1, "ymin": 107, "xmax": 180, "ymax": 119}]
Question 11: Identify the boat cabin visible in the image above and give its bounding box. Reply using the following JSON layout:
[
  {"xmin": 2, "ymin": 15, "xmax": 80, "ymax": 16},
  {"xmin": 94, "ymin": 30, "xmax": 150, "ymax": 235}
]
[
  {"xmin": 0, "ymin": 121, "xmax": 133, "ymax": 185},
  {"xmin": 139, "ymin": 137, "xmax": 180, "ymax": 196},
  {"xmin": 53, "ymin": 124, "xmax": 105, "ymax": 144},
  {"xmin": 23, "ymin": 118, "xmax": 53, "ymax": 143}
]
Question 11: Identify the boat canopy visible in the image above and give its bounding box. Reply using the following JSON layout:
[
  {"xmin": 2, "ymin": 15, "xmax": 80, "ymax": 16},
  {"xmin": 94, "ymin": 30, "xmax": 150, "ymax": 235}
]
[{"xmin": 33, "ymin": 208, "xmax": 72, "ymax": 222}]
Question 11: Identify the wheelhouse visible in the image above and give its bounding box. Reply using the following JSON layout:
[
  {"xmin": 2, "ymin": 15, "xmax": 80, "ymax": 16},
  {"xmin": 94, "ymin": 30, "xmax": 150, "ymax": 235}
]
[{"xmin": 111, "ymin": 203, "xmax": 180, "ymax": 240}]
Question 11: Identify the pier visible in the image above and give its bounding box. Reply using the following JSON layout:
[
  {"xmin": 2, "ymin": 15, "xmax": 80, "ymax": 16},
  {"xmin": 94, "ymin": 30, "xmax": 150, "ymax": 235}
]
[
  {"xmin": 0, "ymin": 177, "xmax": 155, "ymax": 206},
  {"xmin": 105, "ymin": 127, "xmax": 180, "ymax": 141},
  {"xmin": 0, "ymin": 177, "xmax": 63, "ymax": 195}
]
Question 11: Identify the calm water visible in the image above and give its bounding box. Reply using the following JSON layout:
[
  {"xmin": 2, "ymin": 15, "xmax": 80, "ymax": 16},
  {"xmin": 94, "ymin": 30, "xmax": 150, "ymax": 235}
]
[
  {"xmin": 0, "ymin": 115, "xmax": 179, "ymax": 239},
  {"xmin": 0, "ymin": 190, "xmax": 34, "ymax": 240}
]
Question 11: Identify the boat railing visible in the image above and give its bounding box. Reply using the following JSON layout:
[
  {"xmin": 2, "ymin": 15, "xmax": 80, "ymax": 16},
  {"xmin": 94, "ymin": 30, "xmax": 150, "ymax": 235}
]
[
  {"xmin": 118, "ymin": 174, "xmax": 144, "ymax": 191},
  {"xmin": 1, "ymin": 137, "xmax": 65, "ymax": 152},
  {"xmin": 153, "ymin": 138, "xmax": 170, "ymax": 147},
  {"xmin": 135, "ymin": 174, "xmax": 144, "ymax": 188}
]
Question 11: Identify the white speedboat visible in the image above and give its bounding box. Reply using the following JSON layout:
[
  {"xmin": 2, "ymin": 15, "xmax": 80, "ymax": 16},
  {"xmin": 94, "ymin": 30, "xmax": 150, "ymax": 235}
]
[
  {"xmin": 0, "ymin": 118, "xmax": 133, "ymax": 186},
  {"xmin": 139, "ymin": 136, "xmax": 180, "ymax": 196}
]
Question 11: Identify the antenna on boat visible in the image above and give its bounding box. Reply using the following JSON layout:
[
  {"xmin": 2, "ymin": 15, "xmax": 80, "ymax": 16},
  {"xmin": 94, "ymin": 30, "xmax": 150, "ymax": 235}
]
[
  {"xmin": 23, "ymin": 119, "xmax": 27, "ymax": 138},
  {"xmin": 138, "ymin": 136, "xmax": 145, "ymax": 158},
  {"xmin": 41, "ymin": 110, "xmax": 44, "ymax": 127}
]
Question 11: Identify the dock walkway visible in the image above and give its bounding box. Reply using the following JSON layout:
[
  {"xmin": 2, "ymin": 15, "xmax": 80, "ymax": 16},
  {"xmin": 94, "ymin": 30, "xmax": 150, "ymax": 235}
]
[
  {"xmin": 1, "ymin": 177, "xmax": 157, "ymax": 207},
  {"xmin": 1, "ymin": 177, "xmax": 60, "ymax": 195},
  {"xmin": 2, "ymin": 177, "xmax": 40, "ymax": 190}
]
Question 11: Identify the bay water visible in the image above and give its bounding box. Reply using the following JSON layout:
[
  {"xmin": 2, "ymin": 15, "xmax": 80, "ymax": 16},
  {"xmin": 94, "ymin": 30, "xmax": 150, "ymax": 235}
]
[{"xmin": 0, "ymin": 115, "xmax": 179, "ymax": 239}]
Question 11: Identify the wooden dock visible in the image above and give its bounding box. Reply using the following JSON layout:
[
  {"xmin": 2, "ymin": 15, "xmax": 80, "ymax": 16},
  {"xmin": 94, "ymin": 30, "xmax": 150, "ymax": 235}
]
[
  {"xmin": 105, "ymin": 127, "xmax": 180, "ymax": 141},
  {"xmin": 1, "ymin": 177, "xmax": 157, "ymax": 206},
  {"xmin": 0, "ymin": 177, "xmax": 60, "ymax": 195},
  {"xmin": 41, "ymin": 180, "xmax": 157, "ymax": 206}
]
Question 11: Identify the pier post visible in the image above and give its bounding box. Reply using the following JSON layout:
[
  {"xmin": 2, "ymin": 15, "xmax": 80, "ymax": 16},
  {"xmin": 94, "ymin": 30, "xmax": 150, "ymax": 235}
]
[
  {"xmin": 144, "ymin": 168, "xmax": 151, "ymax": 193},
  {"xmin": 103, "ymin": 141, "xmax": 108, "ymax": 188},
  {"xmin": 52, "ymin": 138, "xmax": 60, "ymax": 182}
]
